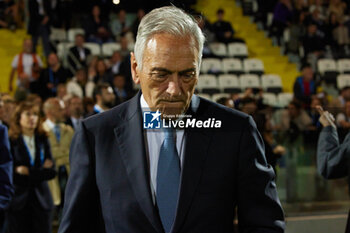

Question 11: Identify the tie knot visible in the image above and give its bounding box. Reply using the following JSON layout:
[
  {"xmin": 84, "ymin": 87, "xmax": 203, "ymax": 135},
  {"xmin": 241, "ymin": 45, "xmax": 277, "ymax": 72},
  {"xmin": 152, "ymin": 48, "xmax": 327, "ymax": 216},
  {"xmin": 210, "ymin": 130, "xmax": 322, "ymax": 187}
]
[{"xmin": 163, "ymin": 128, "xmax": 175, "ymax": 139}]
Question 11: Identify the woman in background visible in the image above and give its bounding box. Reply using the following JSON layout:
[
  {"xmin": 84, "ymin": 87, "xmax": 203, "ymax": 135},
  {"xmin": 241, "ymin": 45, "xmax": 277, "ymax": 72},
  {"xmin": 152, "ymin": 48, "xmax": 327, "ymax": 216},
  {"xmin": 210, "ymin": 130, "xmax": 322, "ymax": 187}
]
[{"xmin": 7, "ymin": 101, "xmax": 56, "ymax": 233}]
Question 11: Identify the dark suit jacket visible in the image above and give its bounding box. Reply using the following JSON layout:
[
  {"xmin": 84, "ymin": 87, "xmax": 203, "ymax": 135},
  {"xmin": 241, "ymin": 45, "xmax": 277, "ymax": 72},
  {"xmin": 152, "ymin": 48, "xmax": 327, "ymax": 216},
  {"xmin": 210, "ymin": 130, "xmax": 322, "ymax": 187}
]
[
  {"xmin": 9, "ymin": 134, "xmax": 56, "ymax": 211},
  {"xmin": 28, "ymin": 0, "xmax": 51, "ymax": 36},
  {"xmin": 68, "ymin": 46, "xmax": 91, "ymax": 71},
  {"xmin": 0, "ymin": 125, "xmax": 13, "ymax": 226},
  {"xmin": 317, "ymin": 126, "xmax": 350, "ymax": 181},
  {"xmin": 59, "ymin": 92, "xmax": 285, "ymax": 233}
]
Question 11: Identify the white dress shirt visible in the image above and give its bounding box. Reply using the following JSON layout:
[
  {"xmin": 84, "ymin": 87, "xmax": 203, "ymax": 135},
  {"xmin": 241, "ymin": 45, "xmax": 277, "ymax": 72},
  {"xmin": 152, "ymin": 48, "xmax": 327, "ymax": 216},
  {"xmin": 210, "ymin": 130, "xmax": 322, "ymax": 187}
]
[
  {"xmin": 23, "ymin": 135, "xmax": 36, "ymax": 162},
  {"xmin": 140, "ymin": 94, "xmax": 186, "ymax": 204}
]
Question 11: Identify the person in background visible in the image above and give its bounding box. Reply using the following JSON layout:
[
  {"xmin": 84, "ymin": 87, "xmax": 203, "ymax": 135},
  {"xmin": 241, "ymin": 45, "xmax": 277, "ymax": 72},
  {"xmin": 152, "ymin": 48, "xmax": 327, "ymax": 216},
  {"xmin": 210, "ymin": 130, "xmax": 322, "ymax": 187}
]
[
  {"xmin": 107, "ymin": 51, "xmax": 123, "ymax": 77},
  {"xmin": 110, "ymin": 9, "xmax": 132, "ymax": 39},
  {"xmin": 56, "ymin": 84, "xmax": 68, "ymax": 102},
  {"xmin": 68, "ymin": 34, "xmax": 91, "ymax": 73},
  {"xmin": 65, "ymin": 96, "xmax": 84, "ymax": 130},
  {"xmin": 9, "ymin": 38, "xmax": 43, "ymax": 96},
  {"xmin": 66, "ymin": 68, "xmax": 95, "ymax": 98},
  {"xmin": 42, "ymin": 98, "xmax": 74, "ymax": 220},
  {"xmin": 93, "ymin": 59, "xmax": 110, "ymax": 84},
  {"xmin": 84, "ymin": 5, "xmax": 112, "ymax": 44},
  {"xmin": 316, "ymin": 105, "xmax": 350, "ymax": 233},
  {"xmin": 216, "ymin": 97, "xmax": 235, "ymax": 108},
  {"xmin": 302, "ymin": 24, "xmax": 325, "ymax": 69},
  {"xmin": 212, "ymin": 8, "xmax": 236, "ymax": 43},
  {"xmin": 37, "ymin": 53, "xmax": 70, "ymax": 100},
  {"xmin": 329, "ymin": 86, "xmax": 350, "ymax": 115},
  {"xmin": 131, "ymin": 8, "xmax": 145, "ymax": 40},
  {"xmin": 0, "ymin": 124, "xmax": 13, "ymax": 233},
  {"xmin": 293, "ymin": 64, "xmax": 316, "ymax": 108},
  {"xmin": 87, "ymin": 83, "xmax": 115, "ymax": 116},
  {"xmin": 7, "ymin": 101, "xmax": 56, "ymax": 233},
  {"xmin": 271, "ymin": 0, "xmax": 293, "ymax": 45},
  {"xmin": 111, "ymin": 73, "xmax": 133, "ymax": 106},
  {"xmin": 1, "ymin": 94, "xmax": 16, "ymax": 128},
  {"xmin": 119, "ymin": 36, "xmax": 131, "ymax": 59},
  {"xmin": 28, "ymin": 0, "xmax": 51, "ymax": 57}
]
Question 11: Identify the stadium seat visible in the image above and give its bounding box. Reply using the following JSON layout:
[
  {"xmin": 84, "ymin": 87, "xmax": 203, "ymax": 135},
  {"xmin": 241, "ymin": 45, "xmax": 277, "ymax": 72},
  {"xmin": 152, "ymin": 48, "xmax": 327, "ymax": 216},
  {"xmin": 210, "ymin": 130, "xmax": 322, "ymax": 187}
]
[
  {"xmin": 209, "ymin": 42, "xmax": 227, "ymax": 57},
  {"xmin": 277, "ymin": 93, "xmax": 293, "ymax": 108},
  {"xmin": 337, "ymin": 59, "xmax": 350, "ymax": 74},
  {"xmin": 57, "ymin": 42, "xmax": 74, "ymax": 59},
  {"xmin": 218, "ymin": 74, "xmax": 241, "ymax": 93},
  {"xmin": 262, "ymin": 93, "xmax": 278, "ymax": 107},
  {"xmin": 261, "ymin": 74, "xmax": 283, "ymax": 93},
  {"xmin": 337, "ymin": 74, "xmax": 350, "ymax": 89},
  {"xmin": 84, "ymin": 43, "xmax": 101, "ymax": 56},
  {"xmin": 317, "ymin": 58, "xmax": 339, "ymax": 84},
  {"xmin": 50, "ymin": 27, "xmax": 67, "ymax": 42},
  {"xmin": 212, "ymin": 93, "xmax": 230, "ymax": 103},
  {"xmin": 239, "ymin": 74, "xmax": 260, "ymax": 90},
  {"xmin": 222, "ymin": 58, "xmax": 244, "ymax": 75},
  {"xmin": 201, "ymin": 58, "xmax": 223, "ymax": 74},
  {"xmin": 197, "ymin": 75, "xmax": 220, "ymax": 95},
  {"xmin": 227, "ymin": 43, "xmax": 248, "ymax": 59},
  {"xmin": 102, "ymin": 42, "xmax": 121, "ymax": 57},
  {"xmin": 243, "ymin": 58, "xmax": 264, "ymax": 75},
  {"xmin": 67, "ymin": 28, "xmax": 85, "ymax": 42}
]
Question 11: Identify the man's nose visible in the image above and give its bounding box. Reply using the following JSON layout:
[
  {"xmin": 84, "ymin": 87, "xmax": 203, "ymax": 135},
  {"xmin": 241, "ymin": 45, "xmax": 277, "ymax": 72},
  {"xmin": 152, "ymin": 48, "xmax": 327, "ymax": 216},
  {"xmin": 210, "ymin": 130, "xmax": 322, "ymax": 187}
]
[{"xmin": 166, "ymin": 74, "xmax": 181, "ymax": 96}]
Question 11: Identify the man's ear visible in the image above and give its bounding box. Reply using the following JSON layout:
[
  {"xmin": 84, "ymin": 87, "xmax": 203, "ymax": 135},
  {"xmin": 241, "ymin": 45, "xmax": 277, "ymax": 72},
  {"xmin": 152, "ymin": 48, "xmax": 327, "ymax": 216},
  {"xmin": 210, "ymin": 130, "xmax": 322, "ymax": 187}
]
[{"xmin": 130, "ymin": 52, "xmax": 140, "ymax": 84}]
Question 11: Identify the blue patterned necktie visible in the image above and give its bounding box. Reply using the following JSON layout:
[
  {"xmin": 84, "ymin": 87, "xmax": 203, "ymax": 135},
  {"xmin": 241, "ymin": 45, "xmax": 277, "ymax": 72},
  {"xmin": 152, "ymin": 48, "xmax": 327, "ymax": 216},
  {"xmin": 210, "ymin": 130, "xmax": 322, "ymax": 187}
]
[
  {"xmin": 54, "ymin": 124, "xmax": 61, "ymax": 143},
  {"xmin": 156, "ymin": 128, "xmax": 181, "ymax": 233}
]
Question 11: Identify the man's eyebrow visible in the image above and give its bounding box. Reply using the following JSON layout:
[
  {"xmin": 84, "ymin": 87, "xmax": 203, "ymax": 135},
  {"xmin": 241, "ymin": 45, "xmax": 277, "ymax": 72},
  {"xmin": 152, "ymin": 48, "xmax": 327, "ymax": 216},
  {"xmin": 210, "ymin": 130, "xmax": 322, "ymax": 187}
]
[
  {"xmin": 150, "ymin": 67, "xmax": 196, "ymax": 73},
  {"xmin": 150, "ymin": 67, "xmax": 173, "ymax": 73}
]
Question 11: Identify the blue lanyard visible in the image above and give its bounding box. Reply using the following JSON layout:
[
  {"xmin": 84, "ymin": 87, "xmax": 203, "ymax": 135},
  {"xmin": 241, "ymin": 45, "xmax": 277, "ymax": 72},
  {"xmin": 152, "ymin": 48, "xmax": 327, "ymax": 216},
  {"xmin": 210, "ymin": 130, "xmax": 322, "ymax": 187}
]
[{"xmin": 23, "ymin": 138, "xmax": 45, "ymax": 166}]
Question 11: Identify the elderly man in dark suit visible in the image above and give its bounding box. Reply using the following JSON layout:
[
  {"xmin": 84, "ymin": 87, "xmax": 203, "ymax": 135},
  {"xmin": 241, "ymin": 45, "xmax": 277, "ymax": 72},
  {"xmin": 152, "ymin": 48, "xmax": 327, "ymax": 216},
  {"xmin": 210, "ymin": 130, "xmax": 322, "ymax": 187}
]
[
  {"xmin": 316, "ymin": 106, "xmax": 350, "ymax": 232},
  {"xmin": 0, "ymin": 124, "xmax": 13, "ymax": 233},
  {"xmin": 59, "ymin": 6, "xmax": 284, "ymax": 233}
]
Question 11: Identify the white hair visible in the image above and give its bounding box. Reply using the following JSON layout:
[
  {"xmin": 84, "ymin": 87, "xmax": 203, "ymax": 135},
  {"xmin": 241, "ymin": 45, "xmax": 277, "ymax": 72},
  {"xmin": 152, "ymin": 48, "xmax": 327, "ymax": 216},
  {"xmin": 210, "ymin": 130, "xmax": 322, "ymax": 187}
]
[{"xmin": 134, "ymin": 6, "xmax": 205, "ymax": 70}]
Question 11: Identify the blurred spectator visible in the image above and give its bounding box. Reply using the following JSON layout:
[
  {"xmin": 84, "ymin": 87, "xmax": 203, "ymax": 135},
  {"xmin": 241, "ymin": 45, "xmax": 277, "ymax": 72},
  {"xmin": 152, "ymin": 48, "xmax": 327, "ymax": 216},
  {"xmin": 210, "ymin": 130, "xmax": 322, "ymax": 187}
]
[
  {"xmin": 83, "ymin": 5, "xmax": 112, "ymax": 44},
  {"xmin": 293, "ymin": 64, "xmax": 317, "ymax": 107},
  {"xmin": 87, "ymin": 55, "xmax": 98, "ymax": 80},
  {"xmin": 0, "ymin": 123, "xmax": 13, "ymax": 233},
  {"xmin": 7, "ymin": 101, "xmax": 56, "ymax": 233},
  {"xmin": 120, "ymin": 36, "xmax": 131, "ymax": 59},
  {"xmin": 66, "ymin": 68, "xmax": 95, "ymax": 98},
  {"xmin": 336, "ymin": 100, "xmax": 350, "ymax": 129},
  {"xmin": 195, "ymin": 14, "xmax": 216, "ymax": 57},
  {"xmin": 65, "ymin": 96, "xmax": 84, "ymax": 130},
  {"xmin": 110, "ymin": 9, "xmax": 132, "ymax": 39},
  {"xmin": 9, "ymin": 38, "xmax": 43, "ymax": 97},
  {"xmin": 26, "ymin": 93, "xmax": 42, "ymax": 109},
  {"xmin": 43, "ymin": 98, "xmax": 73, "ymax": 214},
  {"xmin": 56, "ymin": 84, "xmax": 68, "ymax": 102},
  {"xmin": 68, "ymin": 34, "xmax": 91, "ymax": 73},
  {"xmin": 131, "ymin": 8, "xmax": 145, "ymax": 39},
  {"xmin": 1, "ymin": 95, "xmax": 16, "ymax": 128},
  {"xmin": 37, "ymin": 53, "xmax": 70, "ymax": 100},
  {"xmin": 88, "ymin": 83, "xmax": 115, "ymax": 116},
  {"xmin": 308, "ymin": 96, "xmax": 323, "ymax": 130},
  {"xmin": 216, "ymin": 97, "xmax": 235, "ymax": 108},
  {"xmin": 306, "ymin": 9, "xmax": 326, "ymax": 32},
  {"xmin": 0, "ymin": 0, "xmax": 17, "ymax": 30},
  {"xmin": 328, "ymin": 0, "xmax": 347, "ymax": 22},
  {"xmin": 93, "ymin": 59, "xmax": 111, "ymax": 84},
  {"xmin": 83, "ymin": 97, "xmax": 95, "ymax": 116},
  {"xmin": 111, "ymin": 73, "xmax": 133, "ymax": 106},
  {"xmin": 271, "ymin": 0, "xmax": 293, "ymax": 45},
  {"xmin": 287, "ymin": 13, "xmax": 306, "ymax": 54},
  {"xmin": 333, "ymin": 17, "xmax": 349, "ymax": 56},
  {"xmin": 325, "ymin": 12, "xmax": 339, "ymax": 46},
  {"xmin": 255, "ymin": 113, "xmax": 285, "ymax": 176},
  {"xmin": 309, "ymin": 0, "xmax": 326, "ymax": 20},
  {"xmin": 107, "ymin": 51, "xmax": 123, "ymax": 76},
  {"xmin": 303, "ymin": 24, "xmax": 325, "ymax": 68},
  {"xmin": 28, "ymin": 0, "xmax": 51, "ymax": 57},
  {"xmin": 239, "ymin": 97, "xmax": 258, "ymax": 116},
  {"xmin": 329, "ymin": 86, "xmax": 350, "ymax": 115},
  {"xmin": 212, "ymin": 8, "xmax": 238, "ymax": 43}
]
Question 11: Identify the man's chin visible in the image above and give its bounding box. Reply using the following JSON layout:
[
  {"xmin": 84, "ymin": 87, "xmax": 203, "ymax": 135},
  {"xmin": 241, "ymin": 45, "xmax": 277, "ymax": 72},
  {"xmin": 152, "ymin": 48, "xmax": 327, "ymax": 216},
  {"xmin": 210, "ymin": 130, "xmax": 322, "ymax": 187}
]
[{"xmin": 157, "ymin": 103, "xmax": 186, "ymax": 119}]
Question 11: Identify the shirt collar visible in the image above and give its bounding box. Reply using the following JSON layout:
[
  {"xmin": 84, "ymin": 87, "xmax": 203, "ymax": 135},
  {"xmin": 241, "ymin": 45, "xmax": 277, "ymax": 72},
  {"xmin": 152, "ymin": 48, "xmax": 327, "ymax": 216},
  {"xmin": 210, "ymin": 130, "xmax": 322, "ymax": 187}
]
[
  {"xmin": 44, "ymin": 119, "xmax": 56, "ymax": 130},
  {"xmin": 94, "ymin": 104, "xmax": 105, "ymax": 113}
]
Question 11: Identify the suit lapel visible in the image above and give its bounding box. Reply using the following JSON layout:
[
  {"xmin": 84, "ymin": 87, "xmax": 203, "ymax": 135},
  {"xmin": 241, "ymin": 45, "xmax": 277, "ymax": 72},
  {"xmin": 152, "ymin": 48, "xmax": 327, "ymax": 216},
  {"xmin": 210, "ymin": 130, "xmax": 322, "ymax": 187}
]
[
  {"xmin": 172, "ymin": 95, "xmax": 212, "ymax": 232},
  {"xmin": 114, "ymin": 92, "xmax": 163, "ymax": 233}
]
